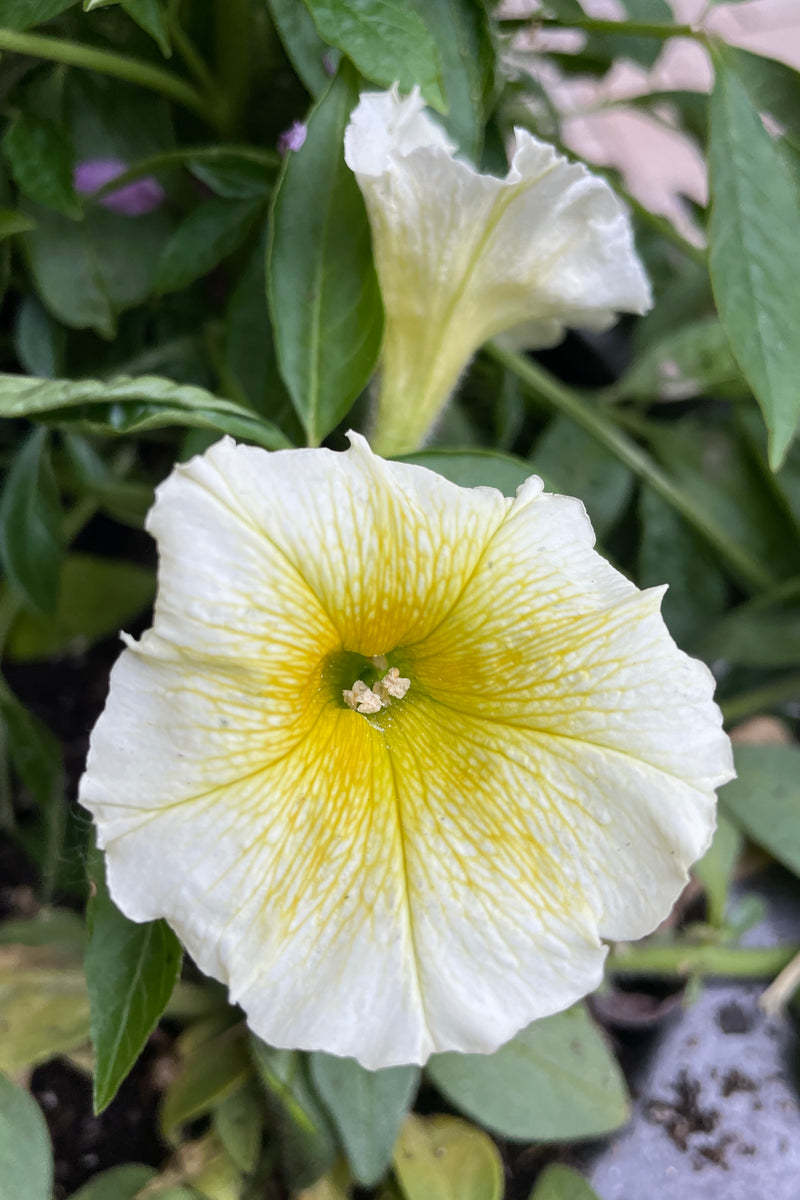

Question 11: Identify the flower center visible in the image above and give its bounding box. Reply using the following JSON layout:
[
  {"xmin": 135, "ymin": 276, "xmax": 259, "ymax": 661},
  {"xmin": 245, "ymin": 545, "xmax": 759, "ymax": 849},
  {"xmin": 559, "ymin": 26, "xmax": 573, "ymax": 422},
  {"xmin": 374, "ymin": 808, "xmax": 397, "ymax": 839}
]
[{"xmin": 343, "ymin": 665, "xmax": 411, "ymax": 715}]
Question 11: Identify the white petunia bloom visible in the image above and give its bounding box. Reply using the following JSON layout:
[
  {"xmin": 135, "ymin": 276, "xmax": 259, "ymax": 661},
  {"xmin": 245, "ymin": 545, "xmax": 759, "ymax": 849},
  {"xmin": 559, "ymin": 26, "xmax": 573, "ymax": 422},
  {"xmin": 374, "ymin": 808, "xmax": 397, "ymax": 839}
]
[
  {"xmin": 344, "ymin": 87, "xmax": 652, "ymax": 456},
  {"xmin": 79, "ymin": 435, "xmax": 732, "ymax": 1070}
]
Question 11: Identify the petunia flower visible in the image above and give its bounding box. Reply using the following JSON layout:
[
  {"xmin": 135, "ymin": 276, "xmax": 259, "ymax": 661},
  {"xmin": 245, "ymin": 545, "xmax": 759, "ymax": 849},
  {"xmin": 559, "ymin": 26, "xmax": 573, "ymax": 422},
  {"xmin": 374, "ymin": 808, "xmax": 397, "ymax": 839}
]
[
  {"xmin": 79, "ymin": 435, "xmax": 732, "ymax": 1070},
  {"xmin": 344, "ymin": 88, "xmax": 652, "ymax": 457}
]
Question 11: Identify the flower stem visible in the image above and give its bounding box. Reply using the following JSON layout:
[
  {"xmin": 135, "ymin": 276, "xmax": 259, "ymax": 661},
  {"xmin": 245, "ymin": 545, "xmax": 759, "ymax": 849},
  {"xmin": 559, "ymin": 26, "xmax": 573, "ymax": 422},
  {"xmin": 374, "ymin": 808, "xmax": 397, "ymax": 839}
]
[
  {"xmin": 720, "ymin": 674, "xmax": 800, "ymax": 725},
  {"xmin": 609, "ymin": 940, "xmax": 798, "ymax": 979},
  {"xmin": 486, "ymin": 343, "xmax": 773, "ymax": 593},
  {"xmin": 0, "ymin": 28, "xmax": 220, "ymax": 127}
]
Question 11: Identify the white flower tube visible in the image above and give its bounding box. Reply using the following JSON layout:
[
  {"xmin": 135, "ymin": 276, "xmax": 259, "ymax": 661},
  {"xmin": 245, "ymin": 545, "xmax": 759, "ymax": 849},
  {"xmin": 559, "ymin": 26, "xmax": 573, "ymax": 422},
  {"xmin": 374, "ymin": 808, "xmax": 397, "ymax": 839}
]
[{"xmin": 344, "ymin": 87, "xmax": 652, "ymax": 456}]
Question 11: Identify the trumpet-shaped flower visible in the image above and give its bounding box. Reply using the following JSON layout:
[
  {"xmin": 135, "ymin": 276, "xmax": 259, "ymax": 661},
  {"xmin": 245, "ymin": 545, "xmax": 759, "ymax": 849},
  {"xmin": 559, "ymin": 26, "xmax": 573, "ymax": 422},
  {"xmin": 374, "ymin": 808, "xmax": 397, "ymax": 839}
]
[
  {"xmin": 344, "ymin": 88, "xmax": 652, "ymax": 456},
  {"xmin": 79, "ymin": 435, "xmax": 732, "ymax": 1069}
]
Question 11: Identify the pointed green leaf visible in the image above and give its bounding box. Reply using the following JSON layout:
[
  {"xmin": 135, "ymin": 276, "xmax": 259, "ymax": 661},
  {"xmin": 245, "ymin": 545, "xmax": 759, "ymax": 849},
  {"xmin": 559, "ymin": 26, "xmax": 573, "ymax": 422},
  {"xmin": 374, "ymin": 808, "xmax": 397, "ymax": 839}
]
[
  {"xmin": 0, "ymin": 427, "xmax": 63, "ymax": 615},
  {"xmin": 86, "ymin": 853, "xmax": 183, "ymax": 1113},
  {"xmin": 427, "ymin": 1004, "xmax": 630, "ymax": 1141},
  {"xmin": 310, "ymin": 1053, "xmax": 419, "ymax": 1186},
  {"xmin": 302, "ymin": 0, "xmax": 445, "ymax": 111},
  {"xmin": 269, "ymin": 69, "xmax": 383, "ymax": 443},
  {"xmin": 0, "ymin": 1073, "xmax": 53, "ymax": 1200},
  {"xmin": 0, "ymin": 373, "xmax": 290, "ymax": 449},
  {"xmin": 708, "ymin": 60, "xmax": 800, "ymax": 468},
  {"xmin": 120, "ymin": 0, "xmax": 172, "ymax": 57}
]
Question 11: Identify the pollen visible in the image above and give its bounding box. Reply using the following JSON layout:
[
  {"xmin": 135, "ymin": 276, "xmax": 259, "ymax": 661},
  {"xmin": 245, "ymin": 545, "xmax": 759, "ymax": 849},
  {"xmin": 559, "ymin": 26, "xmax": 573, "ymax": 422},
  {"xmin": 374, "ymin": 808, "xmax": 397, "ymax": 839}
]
[{"xmin": 343, "ymin": 667, "xmax": 411, "ymax": 714}]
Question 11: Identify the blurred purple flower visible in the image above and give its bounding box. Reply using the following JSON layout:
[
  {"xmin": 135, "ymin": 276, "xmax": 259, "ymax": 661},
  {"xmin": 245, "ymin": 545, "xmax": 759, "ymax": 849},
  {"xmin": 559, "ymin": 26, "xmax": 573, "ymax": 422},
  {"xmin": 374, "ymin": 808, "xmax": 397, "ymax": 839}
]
[
  {"xmin": 73, "ymin": 158, "xmax": 166, "ymax": 217},
  {"xmin": 277, "ymin": 121, "xmax": 307, "ymax": 156}
]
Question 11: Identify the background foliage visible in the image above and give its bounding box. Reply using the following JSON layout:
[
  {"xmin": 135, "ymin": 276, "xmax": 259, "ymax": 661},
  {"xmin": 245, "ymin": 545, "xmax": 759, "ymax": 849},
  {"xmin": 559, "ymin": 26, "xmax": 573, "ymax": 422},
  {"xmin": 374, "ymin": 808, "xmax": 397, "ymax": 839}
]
[{"xmin": 0, "ymin": 0, "xmax": 799, "ymax": 1197}]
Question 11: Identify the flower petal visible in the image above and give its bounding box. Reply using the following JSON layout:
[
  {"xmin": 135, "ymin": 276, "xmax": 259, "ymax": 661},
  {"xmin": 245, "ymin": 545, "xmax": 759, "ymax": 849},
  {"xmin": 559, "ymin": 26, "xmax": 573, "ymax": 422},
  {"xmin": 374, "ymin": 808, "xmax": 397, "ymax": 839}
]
[{"xmin": 345, "ymin": 88, "xmax": 651, "ymax": 455}]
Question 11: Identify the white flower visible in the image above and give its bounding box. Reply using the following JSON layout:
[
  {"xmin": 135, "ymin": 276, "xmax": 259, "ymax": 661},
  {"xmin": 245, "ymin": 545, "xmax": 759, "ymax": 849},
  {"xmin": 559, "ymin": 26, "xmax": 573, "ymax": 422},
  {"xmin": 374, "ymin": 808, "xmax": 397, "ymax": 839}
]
[
  {"xmin": 79, "ymin": 435, "xmax": 731, "ymax": 1069},
  {"xmin": 344, "ymin": 87, "xmax": 652, "ymax": 456}
]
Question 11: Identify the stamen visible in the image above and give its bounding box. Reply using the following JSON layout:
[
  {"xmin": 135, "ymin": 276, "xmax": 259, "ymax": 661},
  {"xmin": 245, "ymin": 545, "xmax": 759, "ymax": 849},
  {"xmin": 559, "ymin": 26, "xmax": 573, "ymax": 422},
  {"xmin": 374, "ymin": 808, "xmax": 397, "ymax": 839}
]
[
  {"xmin": 343, "ymin": 667, "xmax": 411, "ymax": 714},
  {"xmin": 373, "ymin": 666, "xmax": 411, "ymax": 703}
]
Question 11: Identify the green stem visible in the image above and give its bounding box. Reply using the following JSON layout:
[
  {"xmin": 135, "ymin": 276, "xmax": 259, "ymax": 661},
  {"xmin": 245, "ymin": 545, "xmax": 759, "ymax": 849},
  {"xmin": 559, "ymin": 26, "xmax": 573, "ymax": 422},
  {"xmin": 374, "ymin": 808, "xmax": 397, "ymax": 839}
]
[
  {"xmin": 86, "ymin": 144, "xmax": 279, "ymax": 203},
  {"xmin": 0, "ymin": 28, "xmax": 219, "ymax": 126},
  {"xmin": 721, "ymin": 673, "xmax": 800, "ymax": 725},
  {"xmin": 538, "ymin": 15, "xmax": 700, "ymax": 40},
  {"xmin": 486, "ymin": 343, "xmax": 772, "ymax": 593},
  {"xmin": 609, "ymin": 940, "xmax": 798, "ymax": 979},
  {"xmin": 166, "ymin": 15, "xmax": 218, "ymax": 99}
]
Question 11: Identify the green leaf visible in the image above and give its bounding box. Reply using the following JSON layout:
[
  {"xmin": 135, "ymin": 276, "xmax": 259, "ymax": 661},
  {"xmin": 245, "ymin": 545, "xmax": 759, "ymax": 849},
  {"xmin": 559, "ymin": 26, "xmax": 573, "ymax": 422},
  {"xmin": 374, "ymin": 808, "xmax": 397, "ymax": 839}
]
[
  {"xmin": 0, "ymin": 1073, "xmax": 53, "ymax": 1200},
  {"xmin": 638, "ymin": 485, "xmax": 728, "ymax": 648},
  {"xmin": 647, "ymin": 417, "xmax": 800, "ymax": 586},
  {"xmin": 269, "ymin": 69, "xmax": 384, "ymax": 444},
  {"xmin": 63, "ymin": 435, "xmax": 153, "ymax": 527},
  {"xmin": 86, "ymin": 853, "xmax": 183, "ymax": 1113},
  {"xmin": 226, "ymin": 242, "xmax": 295, "ymax": 424},
  {"xmin": 708, "ymin": 60, "xmax": 800, "ymax": 468},
  {"xmin": 723, "ymin": 47, "xmax": 800, "ymax": 153},
  {"xmin": 155, "ymin": 198, "xmax": 264, "ymax": 295},
  {"xmin": 267, "ymin": 0, "xmax": 340, "ymax": 96},
  {"xmin": 426, "ymin": 1004, "xmax": 630, "ymax": 1141},
  {"xmin": 309, "ymin": 1054, "xmax": 419, "ymax": 1186},
  {"xmin": 720, "ymin": 744, "xmax": 800, "ymax": 877},
  {"xmin": 693, "ymin": 813, "xmax": 741, "ymax": 928},
  {"xmin": 212, "ymin": 1082, "xmax": 264, "ymax": 1174},
  {"xmin": 0, "ymin": 209, "xmax": 36, "ymax": 239},
  {"xmin": 406, "ymin": 0, "xmax": 495, "ymax": 161},
  {"xmin": 702, "ymin": 604, "xmax": 800, "ymax": 667},
  {"xmin": 531, "ymin": 416, "xmax": 633, "ymax": 537},
  {"xmin": 0, "ymin": 427, "xmax": 63, "ymax": 615},
  {"xmin": 399, "ymin": 448, "xmax": 531, "ymax": 496},
  {"xmin": 393, "ymin": 1115, "xmax": 503, "ymax": 1200},
  {"xmin": 23, "ymin": 202, "xmax": 172, "ymax": 338},
  {"xmin": 0, "ymin": 678, "xmax": 65, "ymax": 889},
  {"xmin": 5, "ymin": 552, "xmax": 155, "ymax": 661},
  {"xmin": 161, "ymin": 1023, "xmax": 252, "ymax": 1140},
  {"xmin": 250, "ymin": 1037, "xmax": 338, "ymax": 1189},
  {"xmin": 3, "ymin": 112, "xmax": 80, "ymax": 219},
  {"xmin": 529, "ymin": 1164, "xmax": 601, "ymax": 1200},
  {"xmin": 188, "ymin": 159, "xmax": 274, "ymax": 200},
  {"xmin": 0, "ymin": 373, "xmax": 290, "ymax": 450},
  {"xmin": 120, "ymin": 0, "xmax": 172, "ymax": 57},
  {"xmin": 15, "ymin": 294, "xmax": 65, "ymax": 378},
  {"xmin": 64, "ymin": 1164, "xmax": 157, "ymax": 1200},
  {"xmin": 302, "ymin": 0, "xmax": 445, "ymax": 110},
  {"xmin": 618, "ymin": 316, "xmax": 749, "ymax": 403},
  {"xmin": 1, "ymin": 0, "xmax": 78, "ymax": 29},
  {"xmin": 0, "ymin": 941, "xmax": 89, "ymax": 1074}
]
